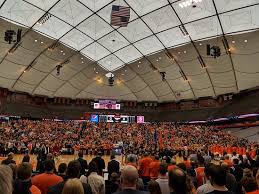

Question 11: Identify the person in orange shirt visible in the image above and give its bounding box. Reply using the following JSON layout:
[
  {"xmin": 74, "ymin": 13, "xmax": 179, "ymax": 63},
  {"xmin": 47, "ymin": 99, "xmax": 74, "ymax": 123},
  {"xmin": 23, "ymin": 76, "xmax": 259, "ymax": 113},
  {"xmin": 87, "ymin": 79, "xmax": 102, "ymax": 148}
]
[
  {"xmin": 139, "ymin": 152, "xmax": 153, "ymax": 185},
  {"xmin": 195, "ymin": 157, "xmax": 205, "ymax": 187},
  {"xmin": 149, "ymin": 155, "xmax": 161, "ymax": 179},
  {"xmin": 183, "ymin": 156, "xmax": 191, "ymax": 169},
  {"xmin": 223, "ymin": 155, "xmax": 233, "ymax": 167},
  {"xmin": 13, "ymin": 162, "xmax": 41, "ymax": 194},
  {"xmin": 167, "ymin": 159, "xmax": 177, "ymax": 172},
  {"xmin": 241, "ymin": 176, "xmax": 259, "ymax": 194},
  {"xmin": 32, "ymin": 160, "xmax": 63, "ymax": 194}
]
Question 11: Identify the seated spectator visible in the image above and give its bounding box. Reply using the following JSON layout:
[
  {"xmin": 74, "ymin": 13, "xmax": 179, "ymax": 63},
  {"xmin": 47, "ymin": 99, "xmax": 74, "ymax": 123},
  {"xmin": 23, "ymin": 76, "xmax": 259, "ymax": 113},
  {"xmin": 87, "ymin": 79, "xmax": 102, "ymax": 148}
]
[
  {"xmin": 80, "ymin": 161, "xmax": 105, "ymax": 194},
  {"xmin": 22, "ymin": 154, "xmax": 30, "ymax": 163},
  {"xmin": 148, "ymin": 180, "xmax": 162, "ymax": 194},
  {"xmin": 13, "ymin": 162, "xmax": 41, "ymax": 194},
  {"xmin": 207, "ymin": 165, "xmax": 235, "ymax": 194},
  {"xmin": 1, "ymin": 152, "xmax": 16, "ymax": 165},
  {"xmin": 240, "ymin": 176, "xmax": 259, "ymax": 194},
  {"xmin": 197, "ymin": 163, "xmax": 214, "ymax": 194},
  {"xmin": 105, "ymin": 172, "xmax": 120, "ymax": 194},
  {"xmin": 62, "ymin": 178, "xmax": 84, "ymax": 194},
  {"xmin": 0, "ymin": 165, "xmax": 13, "ymax": 194},
  {"xmin": 156, "ymin": 163, "xmax": 170, "ymax": 194},
  {"xmin": 58, "ymin": 163, "xmax": 68, "ymax": 181},
  {"xmin": 47, "ymin": 160, "xmax": 92, "ymax": 194},
  {"xmin": 114, "ymin": 165, "xmax": 148, "ymax": 194},
  {"xmin": 32, "ymin": 160, "xmax": 63, "ymax": 194}
]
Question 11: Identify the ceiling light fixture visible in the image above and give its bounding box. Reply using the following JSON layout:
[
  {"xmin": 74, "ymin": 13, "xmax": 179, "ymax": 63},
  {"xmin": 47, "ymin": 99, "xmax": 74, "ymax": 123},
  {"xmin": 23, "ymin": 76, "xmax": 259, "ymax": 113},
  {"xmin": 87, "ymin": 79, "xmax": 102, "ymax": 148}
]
[
  {"xmin": 35, "ymin": 39, "xmax": 38, "ymax": 42},
  {"xmin": 139, "ymin": 61, "xmax": 141, "ymax": 64},
  {"xmin": 199, "ymin": 43, "xmax": 202, "ymax": 46},
  {"xmin": 81, "ymin": 61, "xmax": 84, "ymax": 63},
  {"xmin": 244, "ymin": 40, "xmax": 248, "ymax": 43},
  {"xmin": 183, "ymin": 50, "xmax": 187, "ymax": 54},
  {"xmin": 179, "ymin": 0, "xmax": 202, "ymax": 8},
  {"xmin": 40, "ymin": 41, "xmax": 43, "ymax": 44},
  {"xmin": 232, "ymin": 40, "xmax": 235, "ymax": 44},
  {"xmin": 37, "ymin": 13, "xmax": 52, "ymax": 25},
  {"xmin": 137, "ymin": 65, "xmax": 140, "ymax": 68}
]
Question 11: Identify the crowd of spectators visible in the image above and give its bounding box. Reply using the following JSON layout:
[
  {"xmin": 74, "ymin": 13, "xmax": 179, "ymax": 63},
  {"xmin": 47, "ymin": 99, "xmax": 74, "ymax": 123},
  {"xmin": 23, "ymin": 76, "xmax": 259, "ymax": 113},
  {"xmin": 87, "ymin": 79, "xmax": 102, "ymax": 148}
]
[
  {"xmin": 0, "ymin": 119, "xmax": 259, "ymax": 194},
  {"xmin": 0, "ymin": 120, "xmax": 257, "ymax": 157},
  {"xmin": 0, "ymin": 148, "xmax": 259, "ymax": 194}
]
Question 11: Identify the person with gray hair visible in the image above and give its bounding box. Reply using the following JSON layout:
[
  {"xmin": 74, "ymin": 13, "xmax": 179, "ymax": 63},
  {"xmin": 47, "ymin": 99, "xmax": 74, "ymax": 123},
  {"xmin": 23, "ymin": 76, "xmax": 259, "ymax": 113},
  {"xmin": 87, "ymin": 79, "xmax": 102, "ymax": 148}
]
[
  {"xmin": 126, "ymin": 154, "xmax": 138, "ymax": 168},
  {"xmin": 0, "ymin": 165, "xmax": 13, "ymax": 194},
  {"xmin": 113, "ymin": 165, "xmax": 148, "ymax": 194}
]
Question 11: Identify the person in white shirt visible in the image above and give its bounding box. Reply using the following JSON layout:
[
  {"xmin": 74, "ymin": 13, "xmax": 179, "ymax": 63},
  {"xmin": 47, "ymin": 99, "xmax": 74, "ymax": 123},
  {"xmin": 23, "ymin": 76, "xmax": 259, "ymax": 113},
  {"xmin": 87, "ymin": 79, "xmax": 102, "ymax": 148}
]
[
  {"xmin": 156, "ymin": 163, "xmax": 170, "ymax": 194},
  {"xmin": 80, "ymin": 161, "xmax": 105, "ymax": 194},
  {"xmin": 196, "ymin": 163, "xmax": 214, "ymax": 194}
]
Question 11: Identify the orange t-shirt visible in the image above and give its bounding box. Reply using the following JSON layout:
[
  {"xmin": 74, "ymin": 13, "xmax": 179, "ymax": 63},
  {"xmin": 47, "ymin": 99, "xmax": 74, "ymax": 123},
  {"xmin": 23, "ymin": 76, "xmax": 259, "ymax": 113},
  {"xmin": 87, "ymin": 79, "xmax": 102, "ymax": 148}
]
[
  {"xmin": 247, "ymin": 190, "xmax": 259, "ymax": 194},
  {"xmin": 139, "ymin": 157, "xmax": 153, "ymax": 177},
  {"xmin": 184, "ymin": 160, "xmax": 191, "ymax": 169},
  {"xmin": 30, "ymin": 185, "xmax": 41, "ymax": 194},
  {"xmin": 149, "ymin": 160, "xmax": 161, "ymax": 179},
  {"xmin": 32, "ymin": 173, "xmax": 63, "ymax": 194},
  {"xmin": 167, "ymin": 165, "xmax": 176, "ymax": 172},
  {"xmin": 195, "ymin": 167, "xmax": 205, "ymax": 187},
  {"xmin": 224, "ymin": 159, "xmax": 233, "ymax": 167}
]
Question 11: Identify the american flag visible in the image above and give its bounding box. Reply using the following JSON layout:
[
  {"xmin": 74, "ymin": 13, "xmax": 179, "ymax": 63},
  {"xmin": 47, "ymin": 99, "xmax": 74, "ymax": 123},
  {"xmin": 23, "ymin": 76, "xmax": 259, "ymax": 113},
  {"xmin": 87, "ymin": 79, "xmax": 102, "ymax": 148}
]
[{"xmin": 111, "ymin": 5, "xmax": 130, "ymax": 27}]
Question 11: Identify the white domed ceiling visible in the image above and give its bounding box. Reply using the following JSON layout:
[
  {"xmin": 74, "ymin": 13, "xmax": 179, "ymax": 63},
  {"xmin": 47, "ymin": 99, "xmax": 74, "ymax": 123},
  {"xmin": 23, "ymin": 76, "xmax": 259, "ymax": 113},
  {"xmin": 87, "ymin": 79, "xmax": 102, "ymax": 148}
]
[{"xmin": 0, "ymin": 0, "xmax": 259, "ymax": 102}]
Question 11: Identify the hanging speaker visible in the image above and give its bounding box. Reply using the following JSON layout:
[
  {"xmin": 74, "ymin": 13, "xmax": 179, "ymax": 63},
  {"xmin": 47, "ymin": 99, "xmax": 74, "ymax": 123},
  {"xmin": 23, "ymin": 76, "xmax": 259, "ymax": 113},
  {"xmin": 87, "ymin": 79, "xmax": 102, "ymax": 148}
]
[{"xmin": 206, "ymin": 44, "xmax": 211, "ymax": 56}]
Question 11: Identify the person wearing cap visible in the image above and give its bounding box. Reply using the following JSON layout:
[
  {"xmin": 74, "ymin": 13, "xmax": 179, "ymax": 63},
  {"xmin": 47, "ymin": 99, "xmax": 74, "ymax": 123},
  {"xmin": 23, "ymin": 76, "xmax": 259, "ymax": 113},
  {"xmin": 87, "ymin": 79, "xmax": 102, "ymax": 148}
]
[
  {"xmin": 1, "ymin": 152, "xmax": 16, "ymax": 165},
  {"xmin": 108, "ymin": 155, "xmax": 120, "ymax": 180}
]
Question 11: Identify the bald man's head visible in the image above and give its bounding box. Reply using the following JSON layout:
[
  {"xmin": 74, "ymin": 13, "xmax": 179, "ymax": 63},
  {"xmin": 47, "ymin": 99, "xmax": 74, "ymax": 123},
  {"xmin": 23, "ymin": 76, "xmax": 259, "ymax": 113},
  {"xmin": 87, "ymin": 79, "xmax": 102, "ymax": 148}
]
[{"xmin": 121, "ymin": 165, "xmax": 139, "ymax": 188}]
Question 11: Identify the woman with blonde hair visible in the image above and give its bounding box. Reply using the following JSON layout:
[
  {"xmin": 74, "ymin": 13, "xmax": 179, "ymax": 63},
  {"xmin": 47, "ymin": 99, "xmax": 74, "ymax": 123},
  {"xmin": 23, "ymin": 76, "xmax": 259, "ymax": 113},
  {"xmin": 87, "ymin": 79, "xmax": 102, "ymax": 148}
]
[
  {"xmin": 62, "ymin": 178, "xmax": 84, "ymax": 194},
  {"xmin": 0, "ymin": 165, "xmax": 13, "ymax": 194}
]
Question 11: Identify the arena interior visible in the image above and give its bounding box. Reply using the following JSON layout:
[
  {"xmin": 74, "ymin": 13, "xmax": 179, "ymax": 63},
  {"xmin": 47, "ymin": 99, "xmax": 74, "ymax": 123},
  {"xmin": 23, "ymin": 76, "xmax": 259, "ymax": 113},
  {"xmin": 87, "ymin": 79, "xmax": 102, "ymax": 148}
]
[{"xmin": 0, "ymin": 0, "xmax": 259, "ymax": 194}]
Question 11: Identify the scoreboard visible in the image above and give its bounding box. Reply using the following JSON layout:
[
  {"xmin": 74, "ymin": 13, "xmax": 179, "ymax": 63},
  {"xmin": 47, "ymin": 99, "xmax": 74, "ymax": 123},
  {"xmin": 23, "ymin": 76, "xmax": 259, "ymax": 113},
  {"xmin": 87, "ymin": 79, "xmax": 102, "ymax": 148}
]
[{"xmin": 99, "ymin": 115, "xmax": 135, "ymax": 123}]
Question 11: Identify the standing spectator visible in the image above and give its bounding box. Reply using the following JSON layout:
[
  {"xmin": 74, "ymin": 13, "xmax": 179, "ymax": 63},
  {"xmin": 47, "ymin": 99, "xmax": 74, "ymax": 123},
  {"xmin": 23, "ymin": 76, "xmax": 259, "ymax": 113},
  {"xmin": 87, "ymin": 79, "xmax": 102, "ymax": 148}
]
[
  {"xmin": 77, "ymin": 151, "xmax": 88, "ymax": 176},
  {"xmin": 169, "ymin": 168, "xmax": 189, "ymax": 194},
  {"xmin": 240, "ymin": 176, "xmax": 259, "ymax": 194},
  {"xmin": 196, "ymin": 163, "xmax": 214, "ymax": 194},
  {"xmin": 149, "ymin": 155, "xmax": 161, "ymax": 179},
  {"xmin": 47, "ymin": 160, "xmax": 92, "ymax": 194},
  {"xmin": 108, "ymin": 155, "xmax": 120, "ymax": 180},
  {"xmin": 92, "ymin": 152, "xmax": 105, "ymax": 176},
  {"xmin": 62, "ymin": 178, "xmax": 84, "ymax": 194},
  {"xmin": 139, "ymin": 152, "xmax": 153, "ymax": 185},
  {"xmin": 58, "ymin": 163, "xmax": 68, "ymax": 181},
  {"xmin": 0, "ymin": 165, "xmax": 13, "ymax": 194},
  {"xmin": 32, "ymin": 160, "xmax": 63, "ymax": 194},
  {"xmin": 156, "ymin": 163, "xmax": 170, "ymax": 194},
  {"xmin": 230, "ymin": 158, "xmax": 244, "ymax": 182},
  {"xmin": 195, "ymin": 156, "xmax": 205, "ymax": 187},
  {"xmin": 206, "ymin": 165, "xmax": 235, "ymax": 194},
  {"xmin": 148, "ymin": 180, "xmax": 162, "ymax": 194},
  {"xmin": 13, "ymin": 162, "xmax": 41, "ymax": 194},
  {"xmin": 105, "ymin": 173, "xmax": 120, "ymax": 194},
  {"xmin": 114, "ymin": 165, "xmax": 148, "ymax": 194},
  {"xmin": 80, "ymin": 161, "xmax": 105, "ymax": 194},
  {"xmin": 1, "ymin": 152, "xmax": 16, "ymax": 165},
  {"xmin": 221, "ymin": 163, "xmax": 237, "ymax": 192}
]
